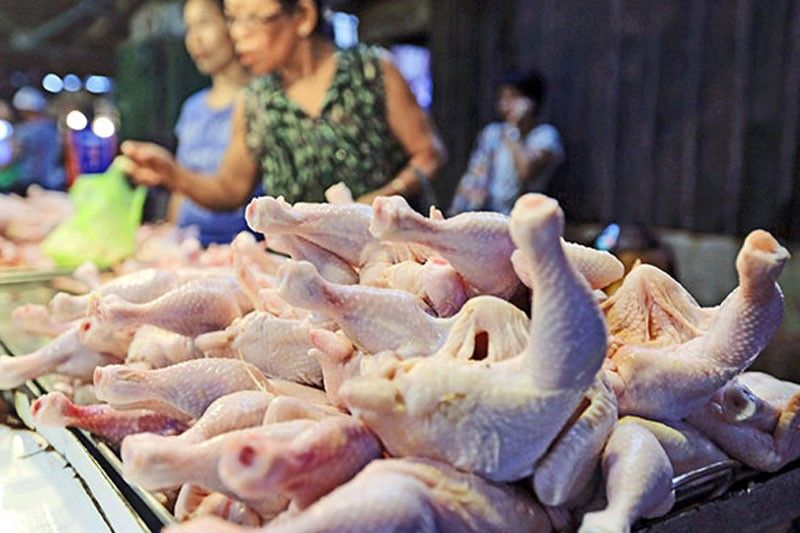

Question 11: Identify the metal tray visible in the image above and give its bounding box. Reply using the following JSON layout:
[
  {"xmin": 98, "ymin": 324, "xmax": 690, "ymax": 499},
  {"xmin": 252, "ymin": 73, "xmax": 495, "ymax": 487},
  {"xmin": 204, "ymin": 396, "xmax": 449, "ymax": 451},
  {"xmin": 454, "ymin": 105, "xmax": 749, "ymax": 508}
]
[{"xmin": 1, "ymin": 278, "xmax": 174, "ymax": 532}]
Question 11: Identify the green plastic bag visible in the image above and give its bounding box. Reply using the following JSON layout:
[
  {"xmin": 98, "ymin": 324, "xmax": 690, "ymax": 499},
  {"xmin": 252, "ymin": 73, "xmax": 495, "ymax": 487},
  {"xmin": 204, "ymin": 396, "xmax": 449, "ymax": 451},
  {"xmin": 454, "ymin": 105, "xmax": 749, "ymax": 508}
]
[{"xmin": 42, "ymin": 157, "xmax": 146, "ymax": 269}]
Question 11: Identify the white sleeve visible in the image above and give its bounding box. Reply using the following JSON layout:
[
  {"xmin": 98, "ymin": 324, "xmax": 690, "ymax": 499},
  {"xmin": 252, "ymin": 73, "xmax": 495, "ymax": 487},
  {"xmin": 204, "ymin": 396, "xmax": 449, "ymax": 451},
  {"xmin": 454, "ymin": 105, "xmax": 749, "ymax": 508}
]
[{"xmin": 525, "ymin": 124, "xmax": 565, "ymax": 160}]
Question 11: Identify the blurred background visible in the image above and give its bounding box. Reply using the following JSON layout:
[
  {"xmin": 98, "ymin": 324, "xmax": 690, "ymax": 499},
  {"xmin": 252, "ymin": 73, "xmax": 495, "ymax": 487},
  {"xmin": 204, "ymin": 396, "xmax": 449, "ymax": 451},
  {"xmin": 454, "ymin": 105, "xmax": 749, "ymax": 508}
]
[{"xmin": 1, "ymin": 0, "xmax": 799, "ymax": 377}]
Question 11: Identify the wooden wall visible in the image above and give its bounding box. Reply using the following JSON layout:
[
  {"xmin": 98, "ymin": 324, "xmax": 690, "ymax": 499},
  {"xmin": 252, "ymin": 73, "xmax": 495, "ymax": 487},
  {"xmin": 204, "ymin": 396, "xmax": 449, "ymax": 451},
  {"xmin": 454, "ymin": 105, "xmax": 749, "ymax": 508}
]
[{"xmin": 430, "ymin": 0, "xmax": 800, "ymax": 239}]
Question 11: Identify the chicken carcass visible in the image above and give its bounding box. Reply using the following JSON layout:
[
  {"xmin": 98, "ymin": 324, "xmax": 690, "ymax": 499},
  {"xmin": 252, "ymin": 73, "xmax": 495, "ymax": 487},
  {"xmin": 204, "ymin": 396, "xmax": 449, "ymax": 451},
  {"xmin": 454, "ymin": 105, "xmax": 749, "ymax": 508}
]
[
  {"xmin": 603, "ymin": 230, "xmax": 790, "ymax": 420},
  {"xmin": 533, "ymin": 380, "xmax": 618, "ymax": 508},
  {"xmin": 270, "ymin": 234, "xmax": 359, "ymax": 285},
  {"xmin": 339, "ymin": 194, "xmax": 608, "ymax": 481},
  {"xmin": 618, "ymin": 417, "xmax": 729, "ymax": 477},
  {"xmin": 141, "ymin": 390, "xmax": 274, "ymax": 448}
]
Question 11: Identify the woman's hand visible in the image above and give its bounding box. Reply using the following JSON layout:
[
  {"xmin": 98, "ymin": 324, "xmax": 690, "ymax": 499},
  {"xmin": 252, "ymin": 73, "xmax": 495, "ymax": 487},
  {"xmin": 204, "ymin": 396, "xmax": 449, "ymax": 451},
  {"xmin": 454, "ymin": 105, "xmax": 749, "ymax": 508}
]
[{"xmin": 119, "ymin": 141, "xmax": 180, "ymax": 190}]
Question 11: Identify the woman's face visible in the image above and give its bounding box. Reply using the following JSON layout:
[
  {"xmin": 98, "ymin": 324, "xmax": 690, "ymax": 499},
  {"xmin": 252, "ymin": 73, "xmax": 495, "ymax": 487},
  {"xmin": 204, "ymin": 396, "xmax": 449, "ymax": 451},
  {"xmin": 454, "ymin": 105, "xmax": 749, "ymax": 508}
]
[
  {"xmin": 224, "ymin": 0, "xmax": 314, "ymax": 74},
  {"xmin": 184, "ymin": 0, "xmax": 237, "ymax": 76}
]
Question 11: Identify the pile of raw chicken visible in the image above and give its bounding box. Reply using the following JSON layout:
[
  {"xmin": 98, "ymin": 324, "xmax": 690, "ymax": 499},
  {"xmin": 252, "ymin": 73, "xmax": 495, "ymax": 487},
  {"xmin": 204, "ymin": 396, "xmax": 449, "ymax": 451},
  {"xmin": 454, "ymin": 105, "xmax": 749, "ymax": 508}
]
[
  {"xmin": 0, "ymin": 187, "xmax": 73, "ymax": 268},
  {"xmin": 1, "ymin": 186, "xmax": 797, "ymax": 533},
  {"xmin": 0, "ymin": 186, "xmax": 223, "ymax": 271}
]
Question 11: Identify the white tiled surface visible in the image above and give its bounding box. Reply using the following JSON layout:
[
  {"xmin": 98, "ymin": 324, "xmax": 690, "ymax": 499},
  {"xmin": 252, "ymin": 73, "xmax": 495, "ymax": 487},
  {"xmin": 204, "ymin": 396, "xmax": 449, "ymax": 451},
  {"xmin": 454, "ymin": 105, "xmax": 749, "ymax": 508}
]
[{"xmin": 0, "ymin": 426, "xmax": 112, "ymax": 533}]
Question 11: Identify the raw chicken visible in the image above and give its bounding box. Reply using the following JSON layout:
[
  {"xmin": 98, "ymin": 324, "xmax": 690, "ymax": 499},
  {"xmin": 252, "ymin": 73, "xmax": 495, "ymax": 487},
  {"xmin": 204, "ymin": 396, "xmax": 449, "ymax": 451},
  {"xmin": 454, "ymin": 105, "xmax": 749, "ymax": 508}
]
[
  {"xmin": 90, "ymin": 279, "xmax": 242, "ymax": 337},
  {"xmin": 218, "ymin": 415, "xmax": 382, "ymax": 509},
  {"xmin": 31, "ymin": 392, "xmax": 186, "ymax": 445},
  {"xmin": 533, "ymin": 380, "xmax": 618, "ymax": 507},
  {"xmin": 50, "ymin": 268, "xmax": 181, "ymax": 321},
  {"xmin": 175, "ymin": 485, "xmax": 262, "ymax": 527},
  {"xmin": 687, "ymin": 372, "xmax": 800, "ymax": 471},
  {"xmin": 259, "ymin": 458, "xmax": 552, "ymax": 533},
  {"xmin": 618, "ymin": 417, "xmax": 729, "ymax": 475},
  {"xmin": 278, "ymin": 260, "xmax": 446, "ymax": 357},
  {"xmin": 420, "ymin": 256, "xmax": 469, "ymax": 317},
  {"xmin": 140, "ymin": 390, "xmax": 274, "ymax": 447},
  {"xmin": 125, "ymin": 325, "xmax": 200, "ymax": 369},
  {"xmin": 279, "ymin": 260, "xmax": 529, "ymax": 361},
  {"xmin": 246, "ymin": 196, "xmax": 375, "ymax": 266},
  {"xmin": 601, "ymin": 263, "xmax": 715, "ymax": 349},
  {"xmin": 370, "ymin": 195, "xmax": 521, "ymax": 298},
  {"xmin": 0, "ymin": 326, "xmax": 117, "ymax": 390},
  {"xmin": 305, "ymin": 289, "xmax": 532, "ymax": 408},
  {"xmin": 370, "ymin": 195, "xmax": 625, "ymax": 298},
  {"xmin": 94, "ymin": 359, "xmax": 269, "ymax": 422},
  {"xmin": 512, "ymin": 241, "xmax": 624, "ymax": 292},
  {"xmin": 194, "ymin": 312, "xmax": 323, "ymax": 386},
  {"xmin": 324, "ymin": 182, "xmax": 354, "ymax": 204},
  {"xmin": 72, "ymin": 261, "xmax": 102, "ymax": 290},
  {"xmin": 270, "ymin": 234, "xmax": 359, "ymax": 285},
  {"xmin": 578, "ymin": 422, "xmax": 674, "ymax": 533},
  {"xmin": 604, "ymin": 230, "xmax": 790, "ymax": 420},
  {"xmin": 77, "ymin": 316, "xmax": 136, "ymax": 358},
  {"xmin": 339, "ymin": 194, "xmax": 608, "ymax": 481},
  {"xmin": 12, "ymin": 304, "xmax": 74, "ymax": 338},
  {"xmin": 121, "ymin": 421, "xmax": 315, "ymax": 518}
]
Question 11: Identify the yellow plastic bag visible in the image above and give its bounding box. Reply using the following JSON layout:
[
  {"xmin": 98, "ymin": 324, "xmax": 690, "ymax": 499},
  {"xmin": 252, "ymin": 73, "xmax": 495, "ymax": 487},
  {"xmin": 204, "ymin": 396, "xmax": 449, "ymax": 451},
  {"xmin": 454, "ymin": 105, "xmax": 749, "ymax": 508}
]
[{"xmin": 42, "ymin": 157, "xmax": 146, "ymax": 269}]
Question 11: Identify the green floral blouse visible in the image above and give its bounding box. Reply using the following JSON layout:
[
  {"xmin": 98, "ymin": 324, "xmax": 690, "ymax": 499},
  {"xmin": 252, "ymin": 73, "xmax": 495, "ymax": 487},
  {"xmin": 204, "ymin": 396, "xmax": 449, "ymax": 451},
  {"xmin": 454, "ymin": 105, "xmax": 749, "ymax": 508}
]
[{"xmin": 243, "ymin": 44, "xmax": 409, "ymax": 203}]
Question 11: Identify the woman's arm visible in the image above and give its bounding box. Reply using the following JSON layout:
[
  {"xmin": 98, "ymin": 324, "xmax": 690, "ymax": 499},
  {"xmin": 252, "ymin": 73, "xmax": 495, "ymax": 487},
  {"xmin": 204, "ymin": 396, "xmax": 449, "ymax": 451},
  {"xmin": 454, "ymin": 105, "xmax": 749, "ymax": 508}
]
[
  {"xmin": 121, "ymin": 97, "xmax": 259, "ymax": 212},
  {"xmin": 356, "ymin": 56, "xmax": 446, "ymax": 204}
]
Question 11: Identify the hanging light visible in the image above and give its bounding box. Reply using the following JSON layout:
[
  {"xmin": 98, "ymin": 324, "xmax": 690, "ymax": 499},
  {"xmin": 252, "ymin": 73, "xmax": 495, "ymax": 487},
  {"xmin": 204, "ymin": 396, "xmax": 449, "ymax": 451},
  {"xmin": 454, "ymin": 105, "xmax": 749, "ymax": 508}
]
[
  {"xmin": 42, "ymin": 73, "xmax": 64, "ymax": 93},
  {"xmin": 85, "ymin": 75, "xmax": 112, "ymax": 94},
  {"xmin": 91, "ymin": 116, "xmax": 116, "ymax": 138},
  {"xmin": 63, "ymin": 74, "xmax": 82, "ymax": 92},
  {"xmin": 66, "ymin": 110, "xmax": 88, "ymax": 130},
  {"xmin": 0, "ymin": 120, "xmax": 12, "ymax": 141}
]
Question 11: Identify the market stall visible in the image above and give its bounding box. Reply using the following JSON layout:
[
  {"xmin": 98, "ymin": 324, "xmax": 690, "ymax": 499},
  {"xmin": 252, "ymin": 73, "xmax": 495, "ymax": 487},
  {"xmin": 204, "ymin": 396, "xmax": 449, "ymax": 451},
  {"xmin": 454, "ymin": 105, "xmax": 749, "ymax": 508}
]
[{"xmin": 0, "ymin": 189, "xmax": 799, "ymax": 532}]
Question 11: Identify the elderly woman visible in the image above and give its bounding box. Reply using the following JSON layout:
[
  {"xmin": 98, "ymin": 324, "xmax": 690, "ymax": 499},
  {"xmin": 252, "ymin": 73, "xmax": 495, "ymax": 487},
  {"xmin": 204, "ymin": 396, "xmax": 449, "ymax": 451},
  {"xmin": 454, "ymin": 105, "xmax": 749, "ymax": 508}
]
[{"xmin": 122, "ymin": 0, "xmax": 444, "ymax": 208}]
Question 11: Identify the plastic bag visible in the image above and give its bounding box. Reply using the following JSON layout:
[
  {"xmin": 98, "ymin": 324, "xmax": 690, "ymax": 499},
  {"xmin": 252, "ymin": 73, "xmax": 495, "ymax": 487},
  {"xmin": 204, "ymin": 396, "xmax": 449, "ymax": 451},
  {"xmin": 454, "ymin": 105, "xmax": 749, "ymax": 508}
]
[{"xmin": 42, "ymin": 157, "xmax": 146, "ymax": 269}]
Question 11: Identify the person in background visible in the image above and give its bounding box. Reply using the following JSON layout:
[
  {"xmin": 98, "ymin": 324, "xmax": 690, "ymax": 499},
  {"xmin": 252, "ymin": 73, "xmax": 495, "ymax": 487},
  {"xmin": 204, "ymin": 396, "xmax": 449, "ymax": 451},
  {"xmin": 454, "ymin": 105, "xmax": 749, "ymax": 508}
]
[
  {"xmin": 448, "ymin": 71, "xmax": 564, "ymax": 216},
  {"xmin": 121, "ymin": 0, "xmax": 444, "ymax": 210},
  {"xmin": 2, "ymin": 87, "xmax": 65, "ymax": 194},
  {"xmin": 0, "ymin": 99, "xmax": 17, "ymax": 191},
  {"xmin": 170, "ymin": 0, "xmax": 252, "ymax": 246}
]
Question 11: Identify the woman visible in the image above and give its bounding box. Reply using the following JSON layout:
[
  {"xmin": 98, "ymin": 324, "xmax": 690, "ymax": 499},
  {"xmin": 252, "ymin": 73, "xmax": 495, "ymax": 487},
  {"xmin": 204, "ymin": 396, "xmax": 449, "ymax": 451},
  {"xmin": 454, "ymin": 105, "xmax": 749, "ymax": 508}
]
[
  {"xmin": 171, "ymin": 0, "xmax": 251, "ymax": 245},
  {"xmin": 122, "ymin": 0, "xmax": 444, "ymax": 210}
]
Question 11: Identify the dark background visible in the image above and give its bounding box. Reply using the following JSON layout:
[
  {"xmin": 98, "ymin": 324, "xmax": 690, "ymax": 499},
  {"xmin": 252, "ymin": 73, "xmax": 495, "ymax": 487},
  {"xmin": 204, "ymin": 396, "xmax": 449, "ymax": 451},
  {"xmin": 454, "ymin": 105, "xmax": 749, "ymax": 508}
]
[{"xmin": 2, "ymin": 0, "xmax": 799, "ymax": 240}]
